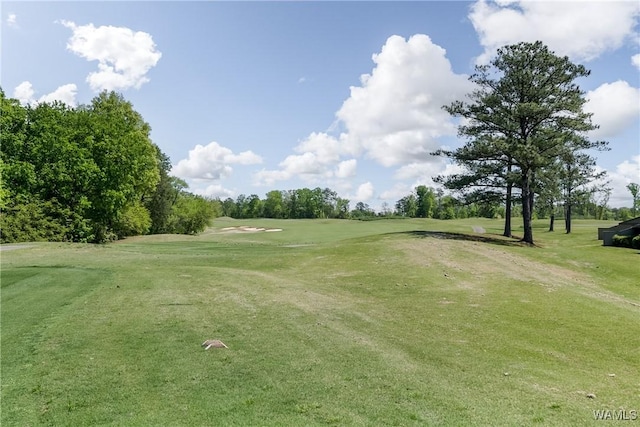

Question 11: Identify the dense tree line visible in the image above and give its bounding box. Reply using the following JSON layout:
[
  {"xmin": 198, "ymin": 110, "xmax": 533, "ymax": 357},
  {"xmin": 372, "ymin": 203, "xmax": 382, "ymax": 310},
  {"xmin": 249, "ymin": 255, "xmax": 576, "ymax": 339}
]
[
  {"xmin": 393, "ymin": 185, "xmax": 505, "ymax": 220},
  {"xmin": 391, "ymin": 183, "xmax": 635, "ymax": 223},
  {"xmin": 0, "ymin": 90, "xmax": 217, "ymax": 243},
  {"xmin": 220, "ymin": 187, "xmax": 350, "ymax": 219},
  {"xmin": 221, "ymin": 185, "xmax": 512, "ymax": 221}
]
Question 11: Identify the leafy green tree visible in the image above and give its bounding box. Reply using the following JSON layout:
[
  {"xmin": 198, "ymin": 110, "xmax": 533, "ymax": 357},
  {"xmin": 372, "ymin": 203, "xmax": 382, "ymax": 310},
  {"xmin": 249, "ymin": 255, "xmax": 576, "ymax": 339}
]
[
  {"xmin": 83, "ymin": 91, "xmax": 159, "ymax": 241},
  {"xmin": 295, "ymin": 188, "xmax": 317, "ymax": 218},
  {"xmin": 351, "ymin": 202, "xmax": 375, "ymax": 219},
  {"xmin": 395, "ymin": 194, "xmax": 417, "ymax": 217},
  {"xmin": 27, "ymin": 102, "xmax": 99, "ymax": 219},
  {"xmin": 559, "ymin": 149, "xmax": 606, "ymax": 233},
  {"xmin": 168, "ymin": 193, "xmax": 216, "ymax": 234},
  {"xmin": 246, "ymin": 194, "xmax": 263, "ymax": 218},
  {"xmin": 0, "ymin": 89, "xmax": 226, "ymax": 242},
  {"xmin": 1, "ymin": 92, "xmax": 99, "ymax": 241},
  {"xmin": 113, "ymin": 201, "xmax": 152, "ymax": 237},
  {"xmin": 234, "ymin": 194, "xmax": 248, "ymax": 218},
  {"xmin": 0, "ymin": 90, "xmax": 31, "ymax": 200},
  {"xmin": 444, "ymin": 41, "xmax": 604, "ymax": 244},
  {"xmin": 321, "ymin": 188, "xmax": 338, "ymax": 218},
  {"xmin": 614, "ymin": 207, "xmax": 633, "ymax": 221},
  {"xmin": 145, "ymin": 147, "xmax": 185, "ymax": 234},
  {"xmin": 415, "ymin": 185, "xmax": 436, "ymax": 218},
  {"xmin": 0, "ymin": 198, "xmax": 70, "ymax": 243},
  {"xmin": 263, "ymin": 190, "xmax": 285, "ymax": 218},
  {"xmin": 334, "ymin": 197, "xmax": 350, "ymax": 219},
  {"xmin": 221, "ymin": 197, "xmax": 238, "ymax": 217}
]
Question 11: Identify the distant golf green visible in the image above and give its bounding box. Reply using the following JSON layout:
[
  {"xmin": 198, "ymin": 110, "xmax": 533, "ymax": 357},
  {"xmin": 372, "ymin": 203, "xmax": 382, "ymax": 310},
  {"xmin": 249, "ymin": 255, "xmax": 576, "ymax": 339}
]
[{"xmin": 2, "ymin": 218, "xmax": 638, "ymax": 426}]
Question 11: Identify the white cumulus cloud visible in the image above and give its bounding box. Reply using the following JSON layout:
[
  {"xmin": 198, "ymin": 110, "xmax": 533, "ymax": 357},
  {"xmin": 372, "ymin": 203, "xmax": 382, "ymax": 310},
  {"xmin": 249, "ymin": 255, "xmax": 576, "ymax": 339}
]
[
  {"xmin": 61, "ymin": 20, "xmax": 162, "ymax": 92},
  {"xmin": 254, "ymin": 34, "xmax": 473, "ymax": 193},
  {"xmin": 13, "ymin": 81, "xmax": 35, "ymax": 105},
  {"xmin": 335, "ymin": 159, "xmax": 357, "ymax": 179},
  {"xmin": 172, "ymin": 141, "xmax": 262, "ymax": 181},
  {"xmin": 632, "ymin": 54, "xmax": 640, "ymax": 71},
  {"xmin": 469, "ymin": 0, "xmax": 640, "ymax": 64},
  {"xmin": 37, "ymin": 84, "xmax": 78, "ymax": 106},
  {"xmin": 7, "ymin": 13, "xmax": 17, "ymax": 27},
  {"xmin": 394, "ymin": 161, "xmax": 446, "ymax": 181},
  {"xmin": 193, "ymin": 184, "xmax": 235, "ymax": 199},
  {"xmin": 254, "ymin": 132, "xmax": 355, "ymax": 185},
  {"xmin": 379, "ymin": 183, "xmax": 413, "ymax": 201},
  {"xmin": 354, "ymin": 182, "xmax": 375, "ymax": 203},
  {"xmin": 253, "ymin": 169, "xmax": 290, "ymax": 187},
  {"xmin": 337, "ymin": 34, "xmax": 473, "ymax": 167},
  {"xmin": 584, "ymin": 80, "xmax": 640, "ymax": 139},
  {"xmin": 13, "ymin": 81, "xmax": 78, "ymax": 107}
]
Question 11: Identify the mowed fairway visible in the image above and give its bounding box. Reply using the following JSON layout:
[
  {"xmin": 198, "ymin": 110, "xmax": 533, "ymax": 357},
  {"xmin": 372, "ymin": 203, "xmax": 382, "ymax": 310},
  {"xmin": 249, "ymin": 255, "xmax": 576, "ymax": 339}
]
[{"xmin": 1, "ymin": 218, "xmax": 638, "ymax": 426}]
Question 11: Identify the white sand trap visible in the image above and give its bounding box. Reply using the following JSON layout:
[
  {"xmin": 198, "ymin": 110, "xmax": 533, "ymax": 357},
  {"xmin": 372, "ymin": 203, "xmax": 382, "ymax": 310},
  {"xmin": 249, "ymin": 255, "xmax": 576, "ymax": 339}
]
[{"xmin": 218, "ymin": 226, "xmax": 283, "ymax": 233}]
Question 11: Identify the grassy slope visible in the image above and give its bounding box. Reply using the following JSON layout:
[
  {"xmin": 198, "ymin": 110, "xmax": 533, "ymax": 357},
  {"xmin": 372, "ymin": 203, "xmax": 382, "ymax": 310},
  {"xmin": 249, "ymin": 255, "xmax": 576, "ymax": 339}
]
[{"xmin": 1, "ymin": 218, "xmax": 638, "ymax": 426}]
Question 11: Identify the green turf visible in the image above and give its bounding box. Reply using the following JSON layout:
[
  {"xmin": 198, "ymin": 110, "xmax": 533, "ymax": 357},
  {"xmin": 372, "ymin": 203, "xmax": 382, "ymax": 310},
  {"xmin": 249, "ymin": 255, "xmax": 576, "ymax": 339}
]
[{"xmin": 1, "ymin": 218, "xmax": 638, "ymax": 426}]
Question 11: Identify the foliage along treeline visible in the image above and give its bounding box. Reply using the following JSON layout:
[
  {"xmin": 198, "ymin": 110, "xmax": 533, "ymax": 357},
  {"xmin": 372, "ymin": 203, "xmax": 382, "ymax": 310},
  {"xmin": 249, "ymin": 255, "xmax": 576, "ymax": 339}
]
[
  {"xmin": 221, "ymin": 182, "xmax": 635, "ymax": 223},
  {"xmin": 220, "ymin": 186, "xmax": 502, "ymax": 220},
  {"xmin": 0, "ymin": 90, "xmax": 217, "ymax": 243},
  {"xmin": 221, "ymin": 185, "xmax": 500, "ymax": 221},
  {"xmin": 219, "ymin": 188, "xmax": 350, "ymax": 219}
]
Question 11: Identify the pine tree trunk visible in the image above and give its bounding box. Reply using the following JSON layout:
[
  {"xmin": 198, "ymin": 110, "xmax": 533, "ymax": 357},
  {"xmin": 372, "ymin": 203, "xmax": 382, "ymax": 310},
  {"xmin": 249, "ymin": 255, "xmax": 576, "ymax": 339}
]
[
  {"xmin": 503, "ymin": 181, "xmax": 512, "ymax": 237},
  {"xmin": 521, "ymin": 172, "xmax": 534, "ymax": 244},
  {"xmin": 549, "ymin": 212, "xmax": 555, "ymax": 232},
  {"xmin": 565, "ymin": 203, "xmax": 572, "ymax": 234}
]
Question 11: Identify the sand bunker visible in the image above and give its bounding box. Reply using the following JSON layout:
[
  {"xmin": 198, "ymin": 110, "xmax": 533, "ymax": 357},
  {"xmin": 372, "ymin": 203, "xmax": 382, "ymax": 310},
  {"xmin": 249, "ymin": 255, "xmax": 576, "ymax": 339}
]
[{"xmin": 219, "ymin": 226, "xmax": 283, "ymax": 233}]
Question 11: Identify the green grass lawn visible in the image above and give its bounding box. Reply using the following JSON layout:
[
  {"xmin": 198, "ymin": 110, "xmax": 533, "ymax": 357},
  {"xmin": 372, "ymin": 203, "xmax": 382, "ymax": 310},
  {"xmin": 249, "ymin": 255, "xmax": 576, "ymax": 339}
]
[{"xmin": 1, "ymin": 218, "xmax": 638, "ymax": 426}]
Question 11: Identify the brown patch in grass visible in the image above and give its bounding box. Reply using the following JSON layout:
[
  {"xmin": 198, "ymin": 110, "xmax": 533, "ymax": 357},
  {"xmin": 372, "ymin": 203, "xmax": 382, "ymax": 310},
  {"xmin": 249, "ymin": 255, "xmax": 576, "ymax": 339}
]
[{"xmin": 393, "ymin": 234, "xmax": 638, "ymax": 308}]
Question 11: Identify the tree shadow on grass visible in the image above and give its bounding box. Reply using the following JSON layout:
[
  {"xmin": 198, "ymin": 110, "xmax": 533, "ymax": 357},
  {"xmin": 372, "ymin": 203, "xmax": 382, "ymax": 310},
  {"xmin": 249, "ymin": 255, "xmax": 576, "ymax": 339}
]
[{"xmin": 390, "ymin": 230, "xmax": 531, "ymax": 247}]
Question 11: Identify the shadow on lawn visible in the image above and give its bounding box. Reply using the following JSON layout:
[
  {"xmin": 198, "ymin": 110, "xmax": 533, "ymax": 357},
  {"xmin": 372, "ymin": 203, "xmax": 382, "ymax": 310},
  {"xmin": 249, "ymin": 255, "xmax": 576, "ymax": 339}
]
[{"xmin": 393, "ymin": 230, "xmax": 528, "ymax": 247}]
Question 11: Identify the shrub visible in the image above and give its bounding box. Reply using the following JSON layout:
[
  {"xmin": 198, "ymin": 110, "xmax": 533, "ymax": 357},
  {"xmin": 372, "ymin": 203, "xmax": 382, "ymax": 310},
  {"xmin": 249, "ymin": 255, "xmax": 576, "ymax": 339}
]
[
  {"xmin": 632, "ymin": 234, "xmax": 640, "ymax": 250},
  {"xmin": 0, "ymin": 199, "xmax": 69, "ymax": 243},
  {"xmin": 612, "ymin": 234, "xmax": 633, "ymax": 248},
  {"xmin": 113, "ymin": 201, "xmax": 152, "ymax": 238},
  {"xmin": 167, "ymin": 194, "xmax": 216, "ymax": 235}
]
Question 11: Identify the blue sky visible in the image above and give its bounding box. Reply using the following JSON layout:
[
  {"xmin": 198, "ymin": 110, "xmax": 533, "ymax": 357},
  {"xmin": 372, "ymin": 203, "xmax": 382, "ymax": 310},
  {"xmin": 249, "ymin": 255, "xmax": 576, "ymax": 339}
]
[{"xmin": 2, "ymin": 1, "xmax": 639, "ymax": 208}]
